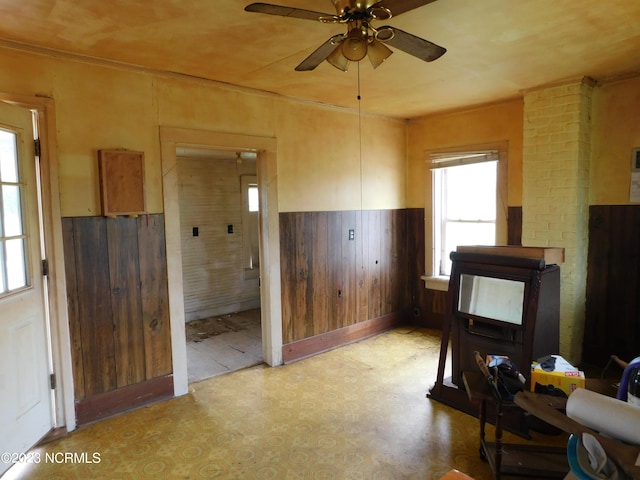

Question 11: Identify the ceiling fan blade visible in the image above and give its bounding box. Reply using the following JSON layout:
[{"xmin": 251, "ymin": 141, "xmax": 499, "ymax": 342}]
[
  {"xmin": 244, "ymin": 3, "xmax": 333, "ymax": 21},
  {"xmin": 370, "ymin": 0, "xmax": 438, "ymax": 17},
  {"xmin": 295, "ymin": 35, "xmax": 345, "ymax": 71},
  {"xmin": 380, "ymin": 26, "xmax": 446, "ymax": 62}
]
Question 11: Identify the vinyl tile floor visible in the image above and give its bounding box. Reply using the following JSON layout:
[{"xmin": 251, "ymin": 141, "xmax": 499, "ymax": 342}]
[{"xmin": 4, "ymin": 326, "xmax": 568, "ymax": 480}]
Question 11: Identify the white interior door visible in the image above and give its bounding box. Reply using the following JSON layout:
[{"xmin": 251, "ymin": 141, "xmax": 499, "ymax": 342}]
[{"xmin": 0, "ymin": 102, "xmax": 53, "ymax": 476}]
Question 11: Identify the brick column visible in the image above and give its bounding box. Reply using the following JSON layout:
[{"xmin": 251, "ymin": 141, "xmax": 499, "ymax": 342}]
[{"xmin": 522, "ymin": 79, "xmax": 593, "ymax": 364}]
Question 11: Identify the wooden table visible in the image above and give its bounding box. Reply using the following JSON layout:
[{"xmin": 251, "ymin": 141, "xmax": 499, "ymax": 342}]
[{"xmin": 462, "ymin": 371, "xmax": 569, "ymax": 480}]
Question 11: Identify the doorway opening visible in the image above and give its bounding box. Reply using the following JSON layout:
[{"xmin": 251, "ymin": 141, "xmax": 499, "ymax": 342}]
[
  {"xmin": 176, "ymin": 148, "xmax": 263, "ymax": 383},
  {"xmin": 160, "ymin": 127, "xmax": 282, "ymax": 397}
]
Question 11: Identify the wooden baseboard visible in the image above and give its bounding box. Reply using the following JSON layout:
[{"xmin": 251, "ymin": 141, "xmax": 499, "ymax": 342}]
[
  {"xmin": 37, "ymin": 427, "xmax": 68, "ymax": 446},
  {"xmin": 75, "ymin": 374, "xmax": 173, "ymax": 425},
  {"xmin": 282, "ymin": 313, "xmax": 404, "ymax": 364}
]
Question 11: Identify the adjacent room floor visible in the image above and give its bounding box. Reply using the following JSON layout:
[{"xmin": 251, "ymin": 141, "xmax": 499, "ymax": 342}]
[
  {"xmin": 5, "ymin": 326, "xmax": 568, "ymax": 480},
  {"xmin": 186, "ymin": 308, "xmax": 263, "ymax": 383}
]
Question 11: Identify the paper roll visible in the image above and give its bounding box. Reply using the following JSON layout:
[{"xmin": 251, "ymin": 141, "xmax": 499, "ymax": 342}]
[{"xmin": 566, "ymin": 388, "xmax": 640, "ymax": 446}]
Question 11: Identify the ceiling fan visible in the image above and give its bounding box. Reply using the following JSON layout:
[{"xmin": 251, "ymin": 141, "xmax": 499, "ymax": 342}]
[{"xmin": 244, "ymin": 0, "xmax": 446, "ymax": 72}]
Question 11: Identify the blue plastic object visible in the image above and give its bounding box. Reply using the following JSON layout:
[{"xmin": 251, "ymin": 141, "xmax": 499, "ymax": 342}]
[
  {"xmin": 617, "ymin": 355, "xmax": 640, "ymax": 402},
  {"xmin": 566, "ymin": 434, "xmax": 599, "ymax": 480}
]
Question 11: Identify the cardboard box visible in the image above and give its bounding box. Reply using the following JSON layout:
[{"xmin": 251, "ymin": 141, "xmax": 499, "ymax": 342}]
[{"xmin": 530, "ymin": 355, "xmax": 585, "ymax": 396}]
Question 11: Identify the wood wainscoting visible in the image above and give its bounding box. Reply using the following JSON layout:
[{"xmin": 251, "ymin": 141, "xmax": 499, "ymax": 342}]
[
  {"xmin": 62, "ymin": 214, "xmax": 173, "ymax": 424},
  {"xmin": 279, "ymin": 209, "xmax": 413, "ymax": 358},
  {"xmin": 584, "ymin": 205, "xmax": 640, "ymax": 366},
  {"xmin": 406, "ymin": 208, "xmax": 447, "ymax": 330}
]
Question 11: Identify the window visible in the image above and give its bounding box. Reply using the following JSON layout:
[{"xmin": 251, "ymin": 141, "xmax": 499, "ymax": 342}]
[
  {"xmin": 431, "ymin": 149, "xmax": 501, "ymax": 277},
  {"xmin": 240, "ymin": 175, "xmax": 259, "ymax": 277},
  {"xmin": 247, "ymin": 184, "xmax": 259, "ymax": 212},
  {"xmin": 0, "ymin": 128, "xmax": 28, "ymax": 294}
]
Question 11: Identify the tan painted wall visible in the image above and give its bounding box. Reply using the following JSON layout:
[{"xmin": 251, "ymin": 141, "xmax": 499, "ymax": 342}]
[
  {"xmin": 275, "ymin": 101, "xmax": 407, "ymax": 212},
  {"xmin": 405, "ymin": 99, "xmax": 524, "ymax": 209},
  {"xmin": 590, "ymin": 75, "xmax": 640, "ymax": 205},
  {"xmin": 0, "ymin": 48, "xmax": 406, "ymax": 216}
]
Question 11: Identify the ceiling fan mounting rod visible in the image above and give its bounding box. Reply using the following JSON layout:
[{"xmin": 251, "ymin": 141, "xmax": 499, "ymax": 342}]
[{"xmin": 320, "ymin": 4, "xmax": 392, "ymax": 24}]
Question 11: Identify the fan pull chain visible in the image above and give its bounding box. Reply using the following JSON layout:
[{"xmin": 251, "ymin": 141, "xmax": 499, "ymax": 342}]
[{"xmin": 357, "ymin": 62, "xmax": 365, "ymax": 269}]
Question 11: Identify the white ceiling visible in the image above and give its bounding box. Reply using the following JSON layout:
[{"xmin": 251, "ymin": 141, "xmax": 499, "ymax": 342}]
[{"xmin": 1, "ymin": 0, "xmax": 639, "ymax": 119}]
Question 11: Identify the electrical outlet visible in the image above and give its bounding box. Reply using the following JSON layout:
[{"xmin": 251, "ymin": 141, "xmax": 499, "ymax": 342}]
[
  {"xmin": 192, "ymin": 227, "xmax": 199, "ymax": 237},
  {"xmin": 348, "ymin": 229, "xmax": 355, "ymax": 240}
]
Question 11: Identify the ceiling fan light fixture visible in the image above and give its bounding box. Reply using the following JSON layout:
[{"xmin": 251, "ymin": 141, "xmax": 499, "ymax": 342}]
[
  {"xmin": 341, "ymin": 29, "xmax": 368, "ymax": 61},
  {"xmin": 327, "ymin": 43, "xmax": 350, "ymax": 71},
  {"xmin": 367, "ymin": 39, "xmax": 393, "ymax": 69}
]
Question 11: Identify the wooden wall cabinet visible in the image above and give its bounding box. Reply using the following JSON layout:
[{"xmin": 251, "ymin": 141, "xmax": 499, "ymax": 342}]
[{"xmin": 98, "ymin": 149, "xmax": 146, "ymax": 217}]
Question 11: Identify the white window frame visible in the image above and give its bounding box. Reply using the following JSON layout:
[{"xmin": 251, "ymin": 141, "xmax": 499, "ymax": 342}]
[{"xmin": 424, "ymin": 143, "xmax": 508, "ymax": 290}]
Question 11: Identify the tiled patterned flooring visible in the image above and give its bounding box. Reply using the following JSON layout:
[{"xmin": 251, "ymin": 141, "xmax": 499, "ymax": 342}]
[
  {"xmin": 186, "ymin": 309, "xmax": 263, "ymax": 383},
  {"xmin": 4, "ymin": 327, "xmax": 567, "ymax": 480}
]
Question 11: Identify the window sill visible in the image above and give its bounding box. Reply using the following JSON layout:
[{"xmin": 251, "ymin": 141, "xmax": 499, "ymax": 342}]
[{"xmin": 421, "ymin": 275, "xmax": 450, "ymax": 292}]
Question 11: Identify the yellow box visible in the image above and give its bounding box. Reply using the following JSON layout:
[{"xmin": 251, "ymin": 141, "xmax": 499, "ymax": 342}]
[{"xmin": 530, "ymin": 368, "xmax": 585, "ymax": 396}]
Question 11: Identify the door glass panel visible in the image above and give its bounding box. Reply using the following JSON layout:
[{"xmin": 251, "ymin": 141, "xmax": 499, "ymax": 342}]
[
  {"xmin": 0, "ymin": 129, "xmax": 18, "ymax": 182},
  {"xmin": 3, "ymin": 185, "xmax": 23, "ymax": 236},
  {"xmin": 0, "ymin": 243, "xmax": 5, "ymax": 292},
  {"xmin": 0, "ymin": 128, "xmax": 28, "ymax": 294},
  {"xmin": 5, "ymin": 238, "xmax": 26, "ymax": 290}
]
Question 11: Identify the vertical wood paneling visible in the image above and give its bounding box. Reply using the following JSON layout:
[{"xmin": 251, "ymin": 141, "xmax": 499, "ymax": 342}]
[
  {"xmin": 406, "ymin": 208, "xmax": 428, "ymax": 324},
  {"xmin": 508, "ymin": 206, "xmax": 523, "ymax": 246},
  {"xmin": 107, "ymin": 217, "xmax": 146, "ymax": 388},
  {"xmin": 388, "ymin": 210, "xmax": 406, "ymax": 315},
  {"xmin": 279, "ymin": 213, "xmax": 296, "ymax": 344},
  {"xmin": 62, "ymin": 214, "xmax": 172, "ymax": 404},
  {"xmin": 379, "ymin": 210, "xmax": 392, "ymax": 316},
  {"xmin": 61, "ymin": 218, "xmax": 85, "ymax": 400},
  {"xmin": 137, "ymin": 215, "xmax": 173, "ymax": 378},
  {"xmin": 367, "ymin": 210, "xmax": 382, "ymax": 320},
  {"xmin": 299, "ymin": 212, "xmax": 314, "ymax": 339},
  {"xmin": 73, "ymin": 217, "xmax": 117, "ymax": 397},
  {"xmin": 585, "ymin": 206, "xmax": 610, "ymax": 356},
  {"xmin": 584, "ymin": 205, "xmax": 640, "ymax": 365},
  {"xmin": 312, "ymin": 212, "xmax": 329, "ymax": 336},
  {"xmin": 280, "ymin": 209, "xmax": 411, "ymax": 343},
  {"xmin": 609, "ymin": 207, "xmax": 640, "ymax": 358},
  {"xmin": 342, "ymin": 210, "xmax": 358, "ymax": 327},
  {"xmin": 327, "ymin": 212, "xmax": 344, "ymax": 329},
  {"xmin": 356, "ymin": 210, "xmax": 369, "ymax": 322}
]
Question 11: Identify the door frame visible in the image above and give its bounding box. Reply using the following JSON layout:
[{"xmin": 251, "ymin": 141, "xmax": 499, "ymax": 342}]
[
  {"xmin": 0, "ymin": 92, "xmax": 76, "ymax": 431},
  {"xmin": 160, "ymin": 127, "xmax": 282, "ymax": 397}
]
